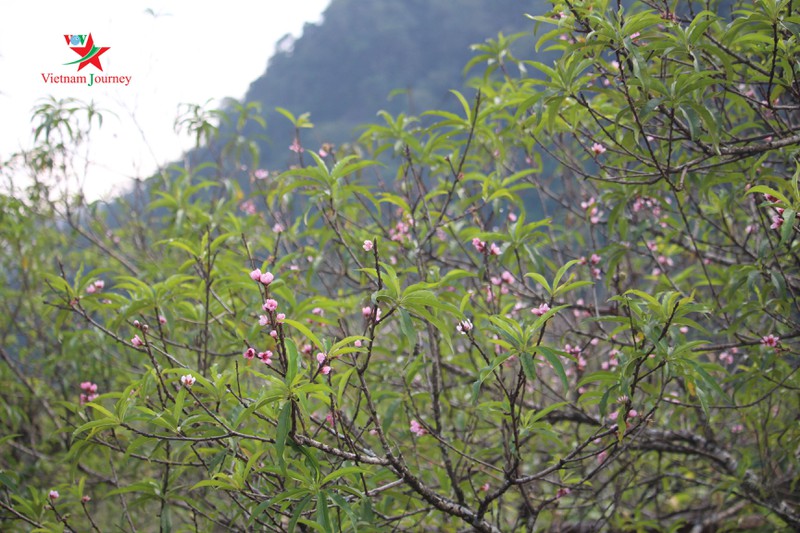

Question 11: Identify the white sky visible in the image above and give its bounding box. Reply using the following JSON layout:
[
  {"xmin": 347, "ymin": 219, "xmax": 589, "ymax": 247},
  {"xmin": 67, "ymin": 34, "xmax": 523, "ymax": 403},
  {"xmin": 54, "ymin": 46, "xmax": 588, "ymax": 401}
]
[{"xmin": 0, "ymin": 1, "xmax": 329, "ymax": 200}]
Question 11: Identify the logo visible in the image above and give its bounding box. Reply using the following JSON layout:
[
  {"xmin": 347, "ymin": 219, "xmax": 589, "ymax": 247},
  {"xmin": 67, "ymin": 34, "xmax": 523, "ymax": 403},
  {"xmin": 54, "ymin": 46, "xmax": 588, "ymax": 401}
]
[
  {"xmin": 63, "ymin": 34, "xmax": 109, "ymax": 71},
  {"xmin": 41, "ymin": 33, "xmax": 132, "ymax": 87}
]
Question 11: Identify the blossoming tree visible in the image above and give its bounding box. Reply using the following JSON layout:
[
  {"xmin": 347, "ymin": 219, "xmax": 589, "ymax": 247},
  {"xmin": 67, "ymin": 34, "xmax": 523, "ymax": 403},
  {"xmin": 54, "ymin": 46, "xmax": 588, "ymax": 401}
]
[{"xmin": 1, "ymin": 0, "xmax": 799, "ymax": 531}]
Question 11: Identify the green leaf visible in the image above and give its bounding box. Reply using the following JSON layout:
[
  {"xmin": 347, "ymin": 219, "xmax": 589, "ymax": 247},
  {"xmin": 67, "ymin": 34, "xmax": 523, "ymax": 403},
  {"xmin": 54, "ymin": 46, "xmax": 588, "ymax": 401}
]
[
  {"xmin": 284, "ymin": 319, "xmax": 325, "ymax": 352},
  {"xmin": 289, "ymin": 494, "xmax": 313, "ymax": 532},
  {"xmin": 329, "ymin": 492, "xmax": 360, "ymax": 533},
  {"xmin": 317, "ymin": 491, "xmax": 333, "ymax": 533},
  {"xmin": 745, "ymin": 184, "xmax": 789, "ymax": 206},
  {"xmin": 536, "ymin": 346, "xmax": 568, "ymax": 393},
  {"xmin": 528, "ymin": 401, "xmax": 569, "ymax": 423},
  {"xmin": 399, "ymin": 308, "xmax": 417, "ymax": 346},
  {"xmin": 520, "ymin": 352, "xmax": 537, "ymax": 382},
  {"xmin": 275, "ymin": 402, "xmax": 292, "ymax": 471},
  {"xmin": 285, "ymin": 338, "xmax": 299, "ymax": 385}
]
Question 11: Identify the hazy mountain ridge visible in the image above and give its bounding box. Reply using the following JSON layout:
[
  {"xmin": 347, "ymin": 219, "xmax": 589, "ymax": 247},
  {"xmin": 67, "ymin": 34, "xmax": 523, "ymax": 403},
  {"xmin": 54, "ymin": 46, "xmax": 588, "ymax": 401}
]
[{"xmin": 238, "ymin": 0, "xmax": 543, "ymax": 162}]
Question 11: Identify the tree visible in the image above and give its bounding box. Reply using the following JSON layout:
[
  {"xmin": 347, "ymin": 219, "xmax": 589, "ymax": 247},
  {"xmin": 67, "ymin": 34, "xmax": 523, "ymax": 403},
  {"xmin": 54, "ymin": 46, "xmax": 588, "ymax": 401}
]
[{"xmin": 1, "ymin": 0, "xmax": 799, "ymax": 531}]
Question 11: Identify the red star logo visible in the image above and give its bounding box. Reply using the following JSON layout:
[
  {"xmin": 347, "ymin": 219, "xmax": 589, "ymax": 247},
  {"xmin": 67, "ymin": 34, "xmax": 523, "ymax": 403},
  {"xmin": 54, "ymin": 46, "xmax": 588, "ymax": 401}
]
[{"xmin": 64, "ymin": 33, "xmax": 110, "ymax": 71}]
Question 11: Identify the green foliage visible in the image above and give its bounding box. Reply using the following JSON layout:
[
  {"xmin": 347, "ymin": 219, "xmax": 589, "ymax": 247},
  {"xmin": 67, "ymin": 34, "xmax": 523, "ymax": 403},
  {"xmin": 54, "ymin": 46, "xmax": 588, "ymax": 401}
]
[{"xmin": 2, "ymin": 0, "xmax": 800, "ymax": 531}]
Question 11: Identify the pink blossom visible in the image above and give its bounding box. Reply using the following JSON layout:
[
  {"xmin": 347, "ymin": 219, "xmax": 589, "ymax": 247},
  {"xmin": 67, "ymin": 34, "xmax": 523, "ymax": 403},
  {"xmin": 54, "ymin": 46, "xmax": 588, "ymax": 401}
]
[
  {"xmin": 363, "ymin": 240, "xmax": 374, "ymax": 251},
  {"xmin": 508, "ymin": 212, "xmax": 518, "ymax": 222},
  {"xmin": 531, "ymin": 303, "xmax": 550, "ymax": 316},
  {"xmin": 239, "ymin": 199, "xmax": 257, "ymax": 215},
  {"xmin": 590, "ymin": 206, "xmax": 604, "ymax": 224},
  {"xmin": 771, "ymin": 215, "xmax": 784, "ymax": 230},
  {"xmin": 491, "ymin": 276, "xmax": 502, "ymax": 286},
  {"xmin": 258, "ymin": 351, "xmax": 273, "ymax": 364},
  {"xmin": 270, "ymin": 330, "xmax": 278, "ymax": 338},
  {"xmin": 159, "ymin": 315, "xmax": 167, "ymax": 325},
  {"xmin": 301, "ymin": 344, "xmax": 313, "ymax": 355},
  {"xmin": 456, "ymin": 319, "xmax": 473, "ymax": 335},
  {"xmin": 630, "ymin": 32, "xmax": 640, "ymax": 40},
  {"xmin": 86, "ymin": 284, "xmax": 97, "ymax": 294},
  {"xmin": 410, "ymin": 419, "xmax": 426, "ymax": 436},
  {"xmin": 272, "ymin": 223, "xmax": 285, "ymax": 233},
  {"xmin": 289, "ymin": 138, "xmax": 304, "ymax": 153},
  {"xmin": 259, "ymin": 272, "xmax": 274, "ymax": 285},
  {"xmin": 321, "ymin": 365, "xmax": 332, "ymax": 375},
  {"xmin": 564, "ymin": 344, "xmax": 582, "ymax": 356},
  {"xmin": 389, "ymin": 220, "xmax": 411, "ymax": 243},
  {"xmin": 80, "ymin": 392, "xmax": 99, "ymax": 405},
  {"xmin": 276, "ymin": 313, "xmax": 286, "ymax": 323},
  {"xmin": 481, "ymin": 482, "xmax": 490, "ymax": 492},
  {"xmin": 81, "ymin": 495, "xmax": 91, "ymax": 503},
  {"xmin": 597, "ymin": 450, "xmax": 608, "ymax": 464},
  {"xmin": 250, "ymin": 268, "xmax": 262, "ymax": 281},
  {"xmin": 719, "ymin": 351, "xmax": 734, "ymax": 365},
  {"xmin": 243, "ymin": 347, "xmax": 256, "ymax": 360},
  {"xmin": 312, "ymin": 307, "xmax": 324, "ymax": 316},
  {"xmin": 79, "ymin": 381, "xmax": 99, "ymax": 404},
  {"xmin": 591, "ymin": 143, "xmax": 607, "ymax": 155},
  {"xmin": 590, "ymin": 254, "xmax": 601, "ymax": 265},
  {"xmin": 472, "ymin": 237, "xmax": 486, "ymax": 253},
  {"xmin": 731, "ymin": 424, "xmax": 744, "ymax": 434},
  {"xmin": 362, "ymin": 306, "xmax": 381, "ymax": 320},
  {"xmin": 627, "ymin": 409, "xmax": 638, "ymax": 419},
  {"xmin": 49, "ymin": 490, "xmax": 59, "ymax": 500},
  {"xmin": 581, "ymin": 197, "xmax": 596, "ymax": 210},
  {"xmin": 131, "ymin": 335, "xmax": 144, "ymax": 348},
  {"xmin": 556, "ymin": 487, "xmax": 571, "ymax": 499},
  {"xmin": 316, "ymin": 352, "xmax": 327, "ymax": 364},
  {"xmin": 180, "ymin": 374, "xmax": 196, "ymax": 388},
  {"xmin": 80, "ymin": 381, "xmax": 98, "ymax": 393},
  {"xmin": 263, "ymin": 299, "xmax": 278, "ymax": 312},
  {"xmin": 761, "ymin": 334, "xmax": 780, "ymax": 348},
  {"xmin": 501, "ymin": 271, "xmax": 514, "ymax": 284},
  {"xmin": 258, "ymin": 315, "xmax": 269, "ymax": 326},
  {"xmin": 488, "ymin": 243, "xmax": 501, "ymax": 256},
  {"xmin": 254, "ymin": 169, "xmax": 269, "ymax": 180}
]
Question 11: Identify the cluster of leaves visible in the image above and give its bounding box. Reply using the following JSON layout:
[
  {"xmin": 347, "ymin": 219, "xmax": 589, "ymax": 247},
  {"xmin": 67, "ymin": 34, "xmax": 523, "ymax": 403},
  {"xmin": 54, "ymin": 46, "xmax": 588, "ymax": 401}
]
[{"xmin": 1, "ymin": 0, "xmax": 800, "ymax": 531}]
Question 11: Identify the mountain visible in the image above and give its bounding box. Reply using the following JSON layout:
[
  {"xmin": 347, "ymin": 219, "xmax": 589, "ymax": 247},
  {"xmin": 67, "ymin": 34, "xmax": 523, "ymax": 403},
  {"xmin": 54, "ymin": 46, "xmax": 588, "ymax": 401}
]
[{"xmin": 223, "ymin": 0, "xmax": 543, "ymax": 168}]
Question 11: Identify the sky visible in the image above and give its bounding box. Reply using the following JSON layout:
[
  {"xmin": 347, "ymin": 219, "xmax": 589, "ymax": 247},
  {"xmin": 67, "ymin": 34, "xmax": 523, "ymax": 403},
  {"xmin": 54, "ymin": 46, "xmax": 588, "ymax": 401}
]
[{"xmin": 0, "ymin": 1, "xmax": 330, "ymax": 200}]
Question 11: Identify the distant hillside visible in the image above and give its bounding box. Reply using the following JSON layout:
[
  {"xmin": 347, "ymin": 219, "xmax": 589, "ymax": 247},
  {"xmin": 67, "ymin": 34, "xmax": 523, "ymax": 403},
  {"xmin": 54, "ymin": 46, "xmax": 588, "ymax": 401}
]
[{"xmin": 237, "ymin": 0, "xmax": 542, "ymax": 166}]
